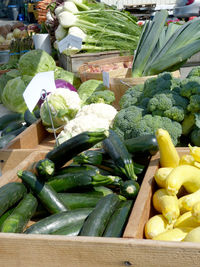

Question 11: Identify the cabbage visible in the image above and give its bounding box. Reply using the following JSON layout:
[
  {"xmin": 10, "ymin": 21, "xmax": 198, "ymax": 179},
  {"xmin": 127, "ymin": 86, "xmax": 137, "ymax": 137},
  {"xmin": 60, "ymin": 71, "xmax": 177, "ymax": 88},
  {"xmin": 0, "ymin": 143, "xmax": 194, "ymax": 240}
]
[
  {"xmin": 2, "ymin": 77, "xmax": 27, "ymax": 113},
  {"xmin": 54, "ymin": 67, "xmax": 81, "ymax": 89},
  {"xmin": 55, "ymin": 79, "xmax": 77, "ymax": 92},
  {"xmin": 40, "ymin": 88, "xmax": 81, "ymax": 128},
  {"xmin": 19, "ymin": 49, "xmax": 56, "ymax": 76}
]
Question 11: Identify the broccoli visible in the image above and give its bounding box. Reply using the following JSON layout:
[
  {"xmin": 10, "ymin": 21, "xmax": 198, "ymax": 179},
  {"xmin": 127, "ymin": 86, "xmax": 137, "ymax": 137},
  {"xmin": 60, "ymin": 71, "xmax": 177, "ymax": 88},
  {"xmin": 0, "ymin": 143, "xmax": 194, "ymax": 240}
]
[
  {"xmin": 147, "ymin": 93, "xmax": 173, "ymax": 112},
  {"xmin": 113, "ymin": 107, "xmax": 182, "ymax": 145},
  {"xmin": 187, "ymin": 95, "xmax": 200, "ymax": 113},
  {"xmin": 85, "ymin": 90, "xmax": 115, "ymax": 105},
  {"xmin": 180, "ymin": 77, "xmax": 200, "ymax": 99},
  {"xmin": 119, "ymin": 84, "xmax": 144, "ymax": 109},
  {"xmin": 186, "ymin": 66, "xmax": 200, "ymax": 78}
]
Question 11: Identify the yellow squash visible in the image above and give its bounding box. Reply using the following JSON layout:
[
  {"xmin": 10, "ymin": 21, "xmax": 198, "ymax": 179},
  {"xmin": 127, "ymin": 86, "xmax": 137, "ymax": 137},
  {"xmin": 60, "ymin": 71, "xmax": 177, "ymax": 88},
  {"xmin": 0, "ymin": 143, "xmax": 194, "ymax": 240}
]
[
  {"xmin": 154, "ymin": 167, "xmax": 173, "ymax": 188},
  {"xmin": 174, "ymin": 211, "xmax": 200, "ymax": 228},
  {"xmin": 155, "ymin": 128, "xmax": 180, "ymax": 168},
  {"xmin": 152, "ymin": 227, "xmax": 193, "ymax": 242},
  {"xmin": 165, "ymin": 165, "xmax": 200, "ymax": 195},
  {"xmin": 153, "ymin": 188, "xmax": 180, "ymax": 224},
  {"xmin": 183, "ymin": 226, "xmax": 200, "ymax": 242},
  {"xmin": 192, "ymin": 201, "xmax": 200, "ymax": 223},
  {"xmin": 181, "ymin": 188, "xmax": 200, "ymax": 211}
]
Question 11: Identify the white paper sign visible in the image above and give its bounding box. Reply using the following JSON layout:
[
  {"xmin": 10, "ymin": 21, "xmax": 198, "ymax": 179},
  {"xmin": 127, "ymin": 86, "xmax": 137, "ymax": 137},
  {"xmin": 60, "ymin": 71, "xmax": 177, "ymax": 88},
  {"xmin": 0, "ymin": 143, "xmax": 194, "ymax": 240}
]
[
  {"xmin": 58, "ymin": 34, "xmax": 82, "ymax": 53},
  {"xmin": 23, "ymin": 71, "xmax": 56, "ymax": 112},
  {"xmin": 102, "ymin": 71, "xmax": 110, "ymax": 88}
]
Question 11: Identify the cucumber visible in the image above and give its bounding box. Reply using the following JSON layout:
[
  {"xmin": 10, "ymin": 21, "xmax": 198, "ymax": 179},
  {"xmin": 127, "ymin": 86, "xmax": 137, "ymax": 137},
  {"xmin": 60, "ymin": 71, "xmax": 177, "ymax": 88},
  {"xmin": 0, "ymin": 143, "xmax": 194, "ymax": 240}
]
[
  {"xmin": 48, "ymin": 172, "xmax": 121, "ymax": 193},
  {"xmin": 80, "ymin": 193, "xmax": 121, "ymax": 237},
  {"xmin": 124, "ymin": 134, "xmax": 159, "ymax": 156},
  {"xmin": 46, "ymin": 130, "xmax": 109, "ymax": 169},
  {"xmin": 24, "ymin": 208, "xmax": 93, "ymax": 234},
  {"xmin": 73, "ymin": 150, "xmax": 103, "ymax": 165},
  {"xmin": 1, "ymin": 193, "xmax": 38, "ymax": 233},
  {"xmin": 1, "ymin": 121, "xmax": 24, "ymax": 136},
  {"xmin": 103, "ymin": 200, "xmax": 133, "ymax": 237},
  {"xmin": 102, "ymin": 130, "xmax": 137, "ymax": 180},
  {"xmin": 0, "ymin": 182, "xmax": 27, "ymax": 217},
  {"xmin": 23, "ymin": 109, "xmax": 37, "ymax": 126},
  {"xmin": 0, "ymin": 126, "xmax": 27, "ymax": 149},
  {"xmin": 17, "ymin": 170, "xmax": 67, "ymax": 214},
  {"xmin": 0, "ymin": 113, "xmax": 23, "ymax": 130},
  {"xmin": 29, "ymin": 159, "xmax": 55, "ymax": 180},
  {"xmin": 120, "ymin": 180, "xmax": 140, "ymax": 199},
  {"xmin": 34, "ymin": 192, "xmax": 103, "ymax": 218}
]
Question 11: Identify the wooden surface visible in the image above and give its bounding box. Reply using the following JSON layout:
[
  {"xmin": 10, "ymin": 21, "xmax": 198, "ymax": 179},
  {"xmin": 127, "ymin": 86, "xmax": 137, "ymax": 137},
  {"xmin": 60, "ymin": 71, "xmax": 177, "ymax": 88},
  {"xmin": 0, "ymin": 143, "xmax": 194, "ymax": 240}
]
[
  {"xmin": 6, "ymin": 119, "xmax": 55, "ymax": 150},
  {"xmin": 1, "ymin": 148, "xmax": 200, "ymax": 266},
  {"xmin": 124, "ymin": 147, "xmax": 189, "ymax": 239}
]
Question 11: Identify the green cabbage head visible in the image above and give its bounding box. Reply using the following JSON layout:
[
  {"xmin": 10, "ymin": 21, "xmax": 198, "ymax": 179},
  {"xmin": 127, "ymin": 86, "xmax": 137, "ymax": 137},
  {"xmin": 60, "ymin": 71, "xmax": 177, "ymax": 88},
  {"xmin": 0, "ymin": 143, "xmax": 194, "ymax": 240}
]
[
  {"xmin": 2, "ymin": 76, "xmax": 27, "ymax": 113},
  {"xmin": 40, "ymin": 88, "xmax": 82, "ymax": 128},
  {"xmin": 19, "ymin": 49, "xmax": 56, "ymax": 76}
]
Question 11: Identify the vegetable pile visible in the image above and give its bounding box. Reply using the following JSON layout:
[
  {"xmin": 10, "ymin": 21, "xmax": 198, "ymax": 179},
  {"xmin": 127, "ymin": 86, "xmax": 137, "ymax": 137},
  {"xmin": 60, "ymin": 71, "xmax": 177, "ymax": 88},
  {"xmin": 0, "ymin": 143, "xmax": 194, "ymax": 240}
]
[
  {"xmin": 144, "ymin": 128, "xmax": 200, "ymax": 243},
  {"xmin": 0, "ymin": 129, "xmax": 151, "ymax": 237}
]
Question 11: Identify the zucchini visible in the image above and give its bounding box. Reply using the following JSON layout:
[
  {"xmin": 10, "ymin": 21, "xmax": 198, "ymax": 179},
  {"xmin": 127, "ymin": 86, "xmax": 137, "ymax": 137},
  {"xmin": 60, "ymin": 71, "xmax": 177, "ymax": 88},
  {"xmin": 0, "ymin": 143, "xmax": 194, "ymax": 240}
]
[
  {"xmin": 29, "ymin": 159, "xmax": 55, "ymax": 180},
  {"xmin": 33, "ymin": 109, "xmax": 40, "ymax": 119},
  {"xmin": 73, "ymin": 150, "xmax": 103, "ymax": 165},
  {"xmin": 124, "ymin": 134, "xmax": 159, "ymax": 156},
  {"xmin": 17, "ymin": 170, "xmax": 67, "ymax": 214},
  {"xmin": 0, "ymin": 113, "xmax": 24, "ymax": 130},
  {"xmin": 48, "ymin": 172, "xmax": 121, "ymax": 193},
  {"xmin": 46, "ymin": 130, "xmax": 109, "ymax": 169},
  {"xmin": 34, "ymin": 192, "xmax": 102, "ymax": 218},
  {"xmin": 23, "ymin": 109, "xmax": 37, "ymax": 126},
  {"xmin": 54, "ymin": 164, "xmax": 99, "ymax": 176},
  {"xmin": 120, "ymin": 180, "xmax": 140, "ymax": 199},
  {"xmin": 0, "ymin": 207, "xmax": 15, "ymax": 230},
  {"xmin": 24, "ymin": 208, "xmax": 93, "ymax": 234},
  {"xmin": 102, "ymin": 130, "xmax": 137, "ymax": 180},
  {"xmin": 80, "ymin": 193, "xmax": 121, "ymax": 236},
  {"xmin": 1, "ymin": 120, "xmax": 24, "ymax": 136},
  {"xmin": 1, "ymin": 193, "xmax": 38, "ymax": 233},
  {"xmin": 0, "ymin": 182, "xmax": 27, "ymax": 217},
  {"xmin": 0, "ymin": 126, "xmax": 27, "ymax": 149},
  {"xmin": 51, "ymin": 221, "xmax": 84, "ymax": 236},
  {"xmin": 103, "ymin": 200, "xmax": 133, "ymax": 237}
]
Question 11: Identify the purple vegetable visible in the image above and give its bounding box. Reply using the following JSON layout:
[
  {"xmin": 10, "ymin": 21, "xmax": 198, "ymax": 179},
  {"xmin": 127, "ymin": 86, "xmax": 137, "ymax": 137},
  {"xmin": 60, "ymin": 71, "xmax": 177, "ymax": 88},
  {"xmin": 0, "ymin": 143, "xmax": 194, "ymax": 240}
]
[
  {"xmin": 55, "ymin": 79, "xmax": 77, "ymax": 92},
  {"xmin": 37, "ymin": 79, "xmax": 77, "ymax": 107}
]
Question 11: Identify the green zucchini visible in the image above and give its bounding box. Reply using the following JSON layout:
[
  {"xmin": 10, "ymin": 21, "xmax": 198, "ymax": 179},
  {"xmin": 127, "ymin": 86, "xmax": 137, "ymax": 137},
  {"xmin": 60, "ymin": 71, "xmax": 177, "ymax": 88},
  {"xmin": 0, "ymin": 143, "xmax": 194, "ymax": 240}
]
[
  {"xmin": 46, "ymin": 130, "xmax": 109, "ymax": 169},
  {"xmin": 124, "ymin": 134, "xmax": 159, "ymax": 156},
  {"xmin": 0, "ymin": 126, "xmax": 27, "ymax": 149},
  {"xmin": 1, "ymin": 193, "xmax": 38, "ymax": 233},
  {"xmin": 103, "ymin": 200, "xmax": 133, "ymax": 237},
  {"xmin": 0, "ymin": 113, "xmax": 24, "ymax": 130},
  {"xmin": 0, "ymin": 182, "xmax": 27, "ymax": 217},
  {"xmin": 80, "ymin": 193, "xmax": 121, "ymax": 237},
  {"xmin": 102, "ymin": 130, "xmax": 137, "ymax": 180},
  {"xmin": 54, "ymin": 164, "xmax": 99, "ymax": 176},
  {"xmin": 48, "ymin": 172, "xmax": 121, "ymax": 193},
  {"xmin": 120, "ymin": 180, "xmax": 140, "ymax": 199},
  {"xmin": 24, "ymin": 208, "xmax": 93, "ymax": 234},
  {"xmin": 73, "ymin": 150, "xmax": 103, "ymax": 165},
  {"xmin": 17, "ymin": 170, "xmax": 67, "ymax": 214},
  {"xmin": 0, "ymin": 207, "xmax": 15, "ymax": 230},
  {"xmin": 1, "ymin": 121, "xmax": 24, "ymax": 136},
  {"xmin": 29, "ymin": 159, "xmax": 55, "ymax": 180},
  {"xmin": 51, "ymin": 221, "xmax": 84, "ymax": 236},
  {"xmin": 23, "ymin": 109, "xmax": 37, "ymax": 126},
  {"xmin": 34, "ymin": 192, "xmax": 103, "ymax": 218},
  {"xmin": 33, "ymin": 109, "xmax": 40, "ymax": 119}
]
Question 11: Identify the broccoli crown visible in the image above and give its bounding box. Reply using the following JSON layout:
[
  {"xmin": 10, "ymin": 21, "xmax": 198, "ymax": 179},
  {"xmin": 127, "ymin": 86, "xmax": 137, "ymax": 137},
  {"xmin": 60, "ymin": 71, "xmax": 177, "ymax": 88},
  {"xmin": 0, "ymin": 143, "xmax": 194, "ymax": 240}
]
[
  {"xmin": 163, "ymin": 106, "xmax": 185, "ymax": 122},
  {"xmin": 119, "ymin": 84, "xmax": 144, "ymax": 109},
  {"xmin": 147, "ymin": 93, "xmax": 173, "ymax": 112},
  {"xmin": 180, "ymin": 77, "xmax": 200, "ymax": 99},
  {"xmin": 113, "ymin": 108, "xmax": 182, "ymax": 145},
  {"xmin": 85, "ymin": 90, "xmax": 115, "ymax": 105},
  {"xmin": 187, "ymin": 94, "xmax": 200, "ymax": 113},
  {"xmin": 186, "ymin": 66, "xmax": 200, "ymax": 79}
]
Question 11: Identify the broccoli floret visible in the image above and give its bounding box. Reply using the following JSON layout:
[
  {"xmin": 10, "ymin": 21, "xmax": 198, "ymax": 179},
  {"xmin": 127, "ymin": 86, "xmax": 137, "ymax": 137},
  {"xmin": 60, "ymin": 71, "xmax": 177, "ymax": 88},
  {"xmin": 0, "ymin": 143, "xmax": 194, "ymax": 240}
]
[
  {"xmin": 186, "ymin": 66, "xmax": 200, "ymax": 78},
  {"xmin": 147, "ymin": 93, "xmax": 173, "ymax": 112},
  {"xmin": 163, "ymin": 106, "xmax": 185, "ymax": 122},
  {"xmin": 119, "ymin": 84, "xmax": 144, "ymax": 109},
  {"xmin": 187, "ymin": 95, "xmax": 200, "ymax": 113},
  {"xmin": 180, "ymin": 77, "xmax": 200, "ymax": 99},
  {"xmin": 85, "ymin": 90, "xmax": 115, "ymax": 105}
]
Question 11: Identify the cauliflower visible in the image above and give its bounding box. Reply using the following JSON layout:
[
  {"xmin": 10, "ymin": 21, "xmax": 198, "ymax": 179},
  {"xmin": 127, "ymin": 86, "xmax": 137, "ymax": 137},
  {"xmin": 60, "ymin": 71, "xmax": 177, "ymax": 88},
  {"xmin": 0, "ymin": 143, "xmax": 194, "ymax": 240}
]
[
  {"xmin": 40, "ymin": 88, "xmax": 81, "ymax": 128},
  {"xmin": 57, "ymin": 103, "xmax": 118, "ymax": 145},
  {"xmin": 76, "ymin": 103, "xmax": 117, "ymax": 125}
]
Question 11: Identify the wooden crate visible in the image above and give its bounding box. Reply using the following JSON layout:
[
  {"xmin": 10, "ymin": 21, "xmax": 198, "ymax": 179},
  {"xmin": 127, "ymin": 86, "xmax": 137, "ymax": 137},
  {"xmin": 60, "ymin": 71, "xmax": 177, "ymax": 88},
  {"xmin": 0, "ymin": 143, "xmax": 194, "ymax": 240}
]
[
  {"xmin": 5, "ymin": 119, "xmax": 55, "ymax": 150},
  {"xmin": 1, "ymin": 148, "xmax": 200, "ymax": 267},
  {"xmin": 58, "ymin": 50, "xmax": 129, "ymax": 74}
]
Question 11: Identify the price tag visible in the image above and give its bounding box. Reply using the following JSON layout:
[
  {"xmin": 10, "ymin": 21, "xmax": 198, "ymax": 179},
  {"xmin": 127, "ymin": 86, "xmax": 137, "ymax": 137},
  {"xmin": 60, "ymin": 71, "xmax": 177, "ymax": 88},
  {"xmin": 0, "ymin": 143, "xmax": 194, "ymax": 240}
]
[
  {"xmin": 58, "ymin": 34, "xmax": 82, "ymax": 53},
  {"xmin": 102, "ymin": 71, "xmax": 110, "ymax": 88},
  {"xmin": 23, "ymin": 71, "xmax": 56, "ymax": 112}
]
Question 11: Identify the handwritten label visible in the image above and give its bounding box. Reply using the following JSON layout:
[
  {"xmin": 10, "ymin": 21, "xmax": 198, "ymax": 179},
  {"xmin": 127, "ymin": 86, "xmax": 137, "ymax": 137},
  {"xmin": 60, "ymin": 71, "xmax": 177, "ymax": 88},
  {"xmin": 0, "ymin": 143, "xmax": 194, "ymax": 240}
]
[
  {"xmin": 102, "ymin": 71, "xmax": 110, "ymax": 88},
  {"xmin": 23, "ymin": 71, "xmax": 56, "ymax": 112},
  {"xmin": 58, "ymin": 34, "xmax": 82, "ymax": 53}
]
